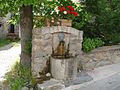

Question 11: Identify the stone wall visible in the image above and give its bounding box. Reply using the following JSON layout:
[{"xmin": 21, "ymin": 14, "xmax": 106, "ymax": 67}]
[
  {"xmin": 0, "ymin": 13, "xmax": 20, "ymax": 39},
  {"xmin": 32, "ymin": 26, "xmax": 83, "ymax": 77},
  {"xmin": 0, "ymin": 17, "xmax": 7, "ymax": 38},
  {"xmin": 78, "ymin": 45, "xmax": 120, "ymax": 71},
  {"xmin": 0, "ymin": 24, "xmax": 6, "ymax": 39}
]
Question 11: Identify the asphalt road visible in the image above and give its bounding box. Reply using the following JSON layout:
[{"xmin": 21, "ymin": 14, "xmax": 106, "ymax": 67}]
[{"xmin": 78, "ymin": 73, "xmax": 120, "ymax": 90}]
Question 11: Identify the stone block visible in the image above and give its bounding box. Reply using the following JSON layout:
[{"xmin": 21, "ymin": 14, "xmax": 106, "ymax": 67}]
[
  {"xmin": 21, "ymin": 87, "xmax": 29, "ymax": 90},
  {"xmin": 51, "ymin": 57, "xmax": 77, "ymax": 81},
  {"xmin": 32, "ymin": 57, "xmax": 48, "ymax": 77},
  {"xmin": 0, "ymin": 83, "xmax": 10, "ymax": 90},
  {"xmin": 37, "ymin": 79, "xmax": 65, "ymax": 90}
]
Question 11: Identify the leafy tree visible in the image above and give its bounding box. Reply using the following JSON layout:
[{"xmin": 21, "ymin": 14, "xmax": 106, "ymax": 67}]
[
  {"xmin": 83, "ymin": 0, "xmax": 120, "ymax": 45},
  {"xmin": 0, "ymin": 0, "xmax": 46, "ymax": 66}
]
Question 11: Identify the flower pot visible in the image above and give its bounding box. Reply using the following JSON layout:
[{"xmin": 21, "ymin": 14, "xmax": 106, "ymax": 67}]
[
  {"xmin": 45, "ymin": 18, "xmax": 72, "ymax": 27},
  {"xmin": 45, "ymin": 18, "xmax": 55, "ymax": 27},
  {"xmin": 60, "ymin": 19, "xmax": 72, "ymax": 27}
]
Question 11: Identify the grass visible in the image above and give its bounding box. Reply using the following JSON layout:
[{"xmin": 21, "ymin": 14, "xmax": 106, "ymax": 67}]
[
  {"xmin": 0, "ymin": 38, "xmax": 20, "ymax": 48},
  {"xmin": 4, "ymin": 61, "xmax": 34, "ymax": 90}
]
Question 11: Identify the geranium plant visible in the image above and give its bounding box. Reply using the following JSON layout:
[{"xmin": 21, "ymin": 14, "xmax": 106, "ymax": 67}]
[
  {"xmin": 49, "ymin": 0, "xmax": 79, "ymax": 20},
  {"xmin": 52, "ymin": 5, "xmax": 78, "ymax": 20},
  {"xmin": 34, "ymin": 0, "xmax": 82, "ymax": 26}
]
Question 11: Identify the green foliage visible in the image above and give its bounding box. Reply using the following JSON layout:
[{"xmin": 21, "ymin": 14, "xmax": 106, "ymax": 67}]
[
  {"xmin": 0, "ymin": 38, "xmax": 19, "ymax": 47},
  {"xmin": 0, "ymin": 39, "xmax": 11, "ymax": 47},
  {"xmin": 106, "ymin": 33, "xmax": 120, "ymax": 45},
  {"xmin": 0, "ymin": 0, "xmax": 46, "ymax": 14},
  {"xmin": 82, "ymin": 38, "xmax": 104, "ymax": 53},
  {"xmin": 34, "ymin": 16, "xmax": 46, "ymax": 28},
  {"xmin": 72, "ymin": 9, "xmax": 92, "ymax": 30},
  {"xmin": 83, "ymin": 0, "xmax": 120, "ymax": 45},
  {"xmin": 35, "ymin": 0, "xmax": 82, "ymax": 20},
  {"xmin": 0, "ymin": 0, "xmax": 47, "ymax": 25},
  {"xmin": 4, "ymin": 62, "xmax": 33, "ymax": 90}
]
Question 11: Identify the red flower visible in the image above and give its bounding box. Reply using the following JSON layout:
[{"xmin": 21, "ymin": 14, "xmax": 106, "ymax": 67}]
[
  {"xmin": 67, "ymin": 6, "xmax": 74, "ymax": 11},
  {"xmin": 58, "ymin": 6, "xmax": 66, "ymax": 12},
  {"xmin": 71, "ymin": 11, "xmax": 75, "ymax": 14},
  {"xmin": 58, "ymin": 6, "xmax": 63, "ymax": 12},
  {"xmin": 61, "ymin": 6, "xmax": 66, "ymax": 11},
  {"xmin": 67, "ymin": 10, "xmax": 71, "ymax": 14},
  {"xmin": 71, "ymin": 11, "xmax": 78, "ymax": 16},
  {"xmin": 73, "ymin": 12, "xmax": 78, "ymax": 16},
  {"xmin": 58, "ymin": 5, "xmax": 78, "ymax": 17}
]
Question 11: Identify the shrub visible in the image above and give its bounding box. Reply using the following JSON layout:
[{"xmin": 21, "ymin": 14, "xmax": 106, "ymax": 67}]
[
  {"xmin": 82, "ymin": 37, "xmax": 104, "ymax": 53},
  {"xmin": 82, "ymin": 0, "xmax": 120, "ymax": 45},
  {"xmin": 102, "ymin": 33, "xmax": 120, "ymax": 45}
]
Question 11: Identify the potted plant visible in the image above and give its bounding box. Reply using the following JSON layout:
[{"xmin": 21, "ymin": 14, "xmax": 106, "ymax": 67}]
[{"xmin": 45, "ymin": 0, "xmax": 79, "ymax": 26}]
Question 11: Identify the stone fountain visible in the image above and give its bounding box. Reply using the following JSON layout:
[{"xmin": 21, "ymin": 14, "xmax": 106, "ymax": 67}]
[
  {"xmin": 32, "ymin": 26, "xmax": 83, "ymax": 89},
  {"xmin": 51, "ymin": 31, "xmax": 77, "ymax": 81}
]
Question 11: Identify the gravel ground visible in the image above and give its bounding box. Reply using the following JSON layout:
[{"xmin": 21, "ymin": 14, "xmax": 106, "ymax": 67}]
[{"xmin": 0, "ymin": 43, "xmax": 21, "ymax": 81}]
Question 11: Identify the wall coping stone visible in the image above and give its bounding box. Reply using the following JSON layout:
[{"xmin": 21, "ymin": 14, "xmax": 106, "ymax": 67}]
[{"xmin": 85, "ymin": 45, "xmax": 120, "ymax": 54}]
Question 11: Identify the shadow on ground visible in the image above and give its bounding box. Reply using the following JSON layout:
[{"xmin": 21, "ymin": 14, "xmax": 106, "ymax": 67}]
[{"xmin": 64, "ymin": 71, "xmax": 93, "ymax": 87}]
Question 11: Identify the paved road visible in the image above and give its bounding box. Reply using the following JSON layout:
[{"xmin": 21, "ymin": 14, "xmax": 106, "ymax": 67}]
[
  {"xmin": 0, "ymin": 43, "xmax": 21, "ymax": 81},
  {"xmin": 64, "ymin": 63, "xmax": 120, "ymax": 90},
  {"xmin": 77, "ymin": 73, "xmax": 120, "ymax": 90}
]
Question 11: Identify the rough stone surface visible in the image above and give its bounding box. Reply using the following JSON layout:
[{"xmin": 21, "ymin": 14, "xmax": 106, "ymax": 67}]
[
  {"xmin": 32, "ymin": 26, "xmax": 83, "ymax": 77},
  {"xmin": 78, "ymin": 45, "xmax": 120, "ymax": 71},
  {"xmin": 0, "ymin": 25, "xmax": 6, "ymax": 39},
  {"xmin": 21, "ymin": 87, "xmax": 29, "ymax": 90},
  {"xmin": 0, "ymin": 17, "xmax": 7, "ymax": 39},
  {"xmin": 51, "ymin": 57, "xmax": 77, "ymax": 81},
  {"xmin": 0, "ymin": 80, "xmax": 10, "ymax": 90},
  {"xmin": 37, "ymin": 79, "xmax": 65, "ymax": 90}
]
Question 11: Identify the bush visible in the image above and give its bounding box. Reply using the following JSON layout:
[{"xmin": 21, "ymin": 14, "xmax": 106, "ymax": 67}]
[
  {"xmin": 72, "ymin": 10, "xmax": 92, "ymax": 30},
  {"xmin": 82, "ymin": 37, "xmax": 104, "ymax": 53},
  {"xmin": 100, "ymin": 32, "xmax": 120, "ymax": 45},
  {"xmin": 82, "ymin": 0, "xmax": 120, "ymax": 45}
]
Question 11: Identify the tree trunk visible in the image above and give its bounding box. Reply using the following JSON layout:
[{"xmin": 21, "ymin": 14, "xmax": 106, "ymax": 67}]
[{"xmin": 20, "ymin": 5, "xmax": 33, "ymax": 66}]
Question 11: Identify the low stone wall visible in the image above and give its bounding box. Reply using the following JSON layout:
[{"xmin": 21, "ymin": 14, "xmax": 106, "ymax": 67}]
[
  {"xmin": 0, "ymin": 25, "xmax": 6, "ymax": 38},
  {"xmin": 0, "ymin": 17, "xmax": 6, "ymax": 38},
  {"xmin": 78, "ymin": 45, "xmax": 120, "ymax": 71}
]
